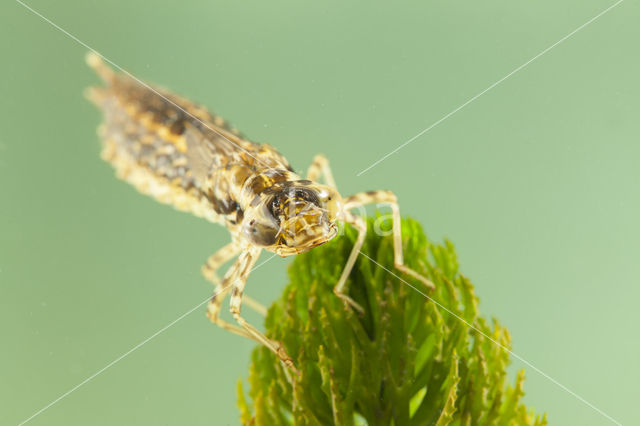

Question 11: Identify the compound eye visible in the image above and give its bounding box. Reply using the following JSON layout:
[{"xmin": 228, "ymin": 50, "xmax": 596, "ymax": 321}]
[
  {"xmin": 293, "ymin": 188, "xmax": 319, "ymax": 205},
  {"xmin": 245, "ymin": 219, "xmax": 278, "ymax": 246}
]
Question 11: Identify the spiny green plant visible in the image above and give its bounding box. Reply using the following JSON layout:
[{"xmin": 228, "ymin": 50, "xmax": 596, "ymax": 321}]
[{"xmin": 238, "ymin": 217, "xmax": 547, "ymax": 425}]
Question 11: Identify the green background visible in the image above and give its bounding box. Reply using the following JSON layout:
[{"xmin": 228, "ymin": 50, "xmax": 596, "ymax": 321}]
[{"xmin": 1, "ymin": 1, "xmax": 638, "ymax": 425}]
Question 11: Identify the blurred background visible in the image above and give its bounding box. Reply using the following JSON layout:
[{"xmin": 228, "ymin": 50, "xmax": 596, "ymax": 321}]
[{"xmin": 1, "ymin": 0, "xmax": 638, "ymax": 424}]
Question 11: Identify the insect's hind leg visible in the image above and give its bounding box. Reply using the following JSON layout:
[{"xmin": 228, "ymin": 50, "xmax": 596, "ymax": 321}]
[
  {"xmin": 344, "ymin": 190, "xmax": 435, "ymax": 292},
  {"xmin": 306, "ymin": 154, "xmax": 337, "ymax": 188}
]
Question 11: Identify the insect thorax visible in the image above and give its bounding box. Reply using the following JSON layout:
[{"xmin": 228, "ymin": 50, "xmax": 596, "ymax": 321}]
[{"xmin": 204, "ymin": 165, "xmax": 302, "ymax": 228}]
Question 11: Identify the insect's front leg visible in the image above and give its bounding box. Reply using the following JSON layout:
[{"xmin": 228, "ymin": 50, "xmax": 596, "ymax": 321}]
[
  {"xmin": 226, "ymin": 246, "xmax": 298, "ymax": 374},
  {"xmin": 306, "ymin": 154, "xmax": 337, "ymax": 188},
  {"xmin": 344, "ymin": 190, "xmax": 435, "ymax": 291},
  {"xmin": 334, "ymin": 211, "xmax": 367, "ymax": 313},
  {"xmin": 203, "ymin": 241, "xmax": 267, "ymax": 317},
  {"xmin": 205, "ymin": 247, "xmax": 255, "ymax": 341}
]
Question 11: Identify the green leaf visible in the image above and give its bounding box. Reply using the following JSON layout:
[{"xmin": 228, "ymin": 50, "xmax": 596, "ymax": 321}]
[{"xmin": 238, "ymin": 217, "xmax": 545, "ymax": 425}]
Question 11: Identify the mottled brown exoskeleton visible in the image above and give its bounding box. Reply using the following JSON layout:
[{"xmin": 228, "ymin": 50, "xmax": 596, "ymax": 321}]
[{"xmin": 85, "ymin": 52, "xmax": 433, "ymax": 373}]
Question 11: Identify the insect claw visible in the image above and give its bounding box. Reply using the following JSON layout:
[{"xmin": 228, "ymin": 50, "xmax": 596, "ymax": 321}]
[
  {"xmin": 275, "ymin": 344, "xmax": 300, "ymax": 377},
  {"xmin": 284, "ymin": 360, "xmax": 300, "ymax": 377},
  {"xmin": 282, "ymin": 362, "xmax": 300, "ymax": 384}
]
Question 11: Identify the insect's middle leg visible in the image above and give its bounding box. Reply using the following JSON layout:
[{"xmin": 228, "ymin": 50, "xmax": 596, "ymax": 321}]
[
  {"xmin": 344, "ymin": 190, "xmax": 435, "ymax": 291},
  {"xmin": 306, "ymin": 154, "xmax": 337, "ymax": 188},
  {"xmin": 202, "ymin": 241, "xmax": 240, "ymax": 285}
]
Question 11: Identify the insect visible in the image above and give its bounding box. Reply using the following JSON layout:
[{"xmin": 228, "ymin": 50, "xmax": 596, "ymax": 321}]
[{"xmin": 85, "ymin": 52, "xmax": 433, "ymax": 373}]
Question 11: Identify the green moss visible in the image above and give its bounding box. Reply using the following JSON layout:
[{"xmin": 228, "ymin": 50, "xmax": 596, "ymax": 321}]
[{"xmin": 238, "ymin": 217, "xmax": 547, "ymax": 425}]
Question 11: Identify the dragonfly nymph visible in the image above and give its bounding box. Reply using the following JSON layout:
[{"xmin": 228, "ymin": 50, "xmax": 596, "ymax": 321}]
[{"xmin": 85, "ymin": 52, "xmax": 433, "ymax": 373}]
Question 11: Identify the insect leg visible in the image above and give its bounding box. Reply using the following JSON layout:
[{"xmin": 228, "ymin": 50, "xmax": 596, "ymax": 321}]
[
  {"xmin": 206, "ymin": 282, "xmax": 255, "ymax": 341},
  {"xmin": 203, "ymin": 242, "xmax": 267, "ymax": 317},
  {"xmin": 334, "ymin": 211, "xmax": 367, "ymax": 313},
  {"xmin": 344, "ymin": 190, "xmax": 435, "ymax": 291},
  {"xmin": 228, "ymin": 247, "xmax": 298, "ymax": 374},
  {"xmin": 204, "ymin": 244, "xmax": 260, "ymax": 338},
  {"xmin": 202, "ymin": 241, "xmax": 240, "ymax": 285},
  {"xmin": 306, "ymin": 154, "xmax": 337, "ymax": 188}
]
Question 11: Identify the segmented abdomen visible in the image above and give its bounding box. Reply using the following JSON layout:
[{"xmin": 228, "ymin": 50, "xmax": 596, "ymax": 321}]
[{"xmin": 87, "ymin": 55, "xmax": 294, "ymax": 225}]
